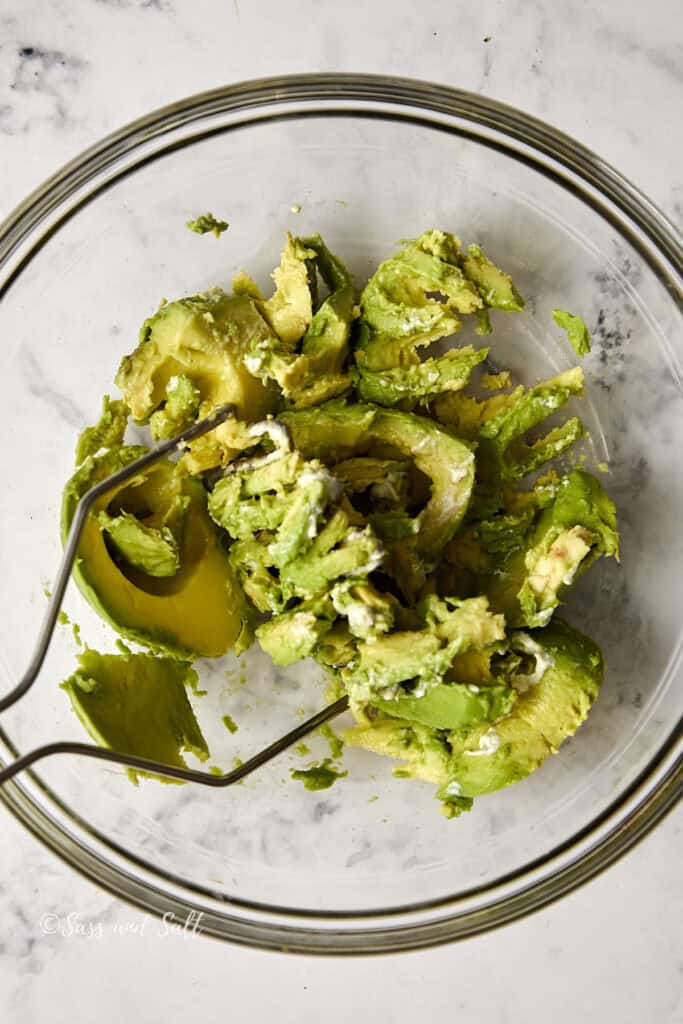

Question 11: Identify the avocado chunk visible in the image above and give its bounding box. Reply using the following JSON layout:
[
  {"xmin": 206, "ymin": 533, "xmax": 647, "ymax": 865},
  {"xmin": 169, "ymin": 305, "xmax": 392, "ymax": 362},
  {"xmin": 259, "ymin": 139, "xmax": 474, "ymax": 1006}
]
[
  {"xmin": 354, "ymin": 231, "xmax": 524, "ymax": 407},
  {"xmin": 62, "ymin": 650, "xmax": 209, "ymax": 779},
  {"xmin": 478, "ymin": 368, "xmax": 584, "ymax": 482},
  {"xmin": 355, "ymin": 230, "xmax": 489, "ymax": 406},
  {"xmin": 208, "ymin": 449, "xmax": 316, "ymax": 541},
  {"xmin": 358, "ymin": 230, "xmax": 482, "ymax": 364},
  {"xmin": 444, "ymin": 618, "xmax": 604, "ymax": 796},
  {"xmin": 341, "ymin": 596, "xmax": 505, "ymax": 703},
  {"xmin": 356, "ymin": 344, "xmax": 489, "ymax": 407},
  {"xmin": 225, "ymin": 534, "xmax": 285, "ymax": 614},
  {"xmin": 291, "ymin": 759, "xmax": 347, "ymax": 791},
  {"xmin": 462, "ymin": 244, "xmax": 525, "ymax": 311},
  {"xmin": 115, "ymin": 289, "xmax": 277, "ymax": 473},
  {"xmin": 278, "ymin": 522, "xmax": 384, "ymax": 602},
  {"xmin": 330, "ymin": 578, "xmax": 395, "ymax": 639},
  {"xmin": 372, "ymin": 682, "xmax": 516, "ymax": 730},
  {"xmin": 344, "ymin": 715, "xmax": 457, "ymax": 793},
  {"xmin": 245, "ymin": 233, "xmax": 356, "ymax": 407},
  {"xmin": 209, "ymin": 440, "xmax": 388, "ymax": 662},
  {"xmin": 435, "ymin": 367, "xmax": 585, "ymax": 483},
  {"xmin": 333, "ymin": 456, "xmax": 410, "ymax": 507},
  {"xmin": 208, "ymin": 445, "xmax": 348, "ymax": 579},
  {"xmin": 279, "ymin": 399, "xmax": 376, "ymax": 460},
  {"xmin": 483, "ymin": 469, "xmax": 619, "ymax": 627},
  {"xmin": 96, "ymin": 510, "xmax": 181, "ymax": 578},
  {"xmin": 256, "ymin": 593, "xmax": 336, "ymax": 666},
  {"xmin": 75, "ymin": 395, "xmax": 128, "ymax": 465},
  {"xmin": 280, "ymin": 399, "xmax": 476, "ymax": 562},
  {"xmin": 346, "ymin": 618, "xmax": 604, "ymax": 810},
  {"xmin": 259, "ymin": 232, "xmax": 316, "ymax": 345},
  {"xmin": 62, "ymin": 447, "xmax": 252, "ymax": 657},
  {"xmin": 553, "ymin": 308, "xmax": 591, "ymax": 357},
  {"xmin": 186, "ymin": 212, "xmax": 229, "ymax": 237},
  {"xmin": 149, "ymin": 375, "xmax": 201, "ymax": 441},
  {"xmin": 211, "ymin": 430, "xmax": 402, "ymax": 670}
]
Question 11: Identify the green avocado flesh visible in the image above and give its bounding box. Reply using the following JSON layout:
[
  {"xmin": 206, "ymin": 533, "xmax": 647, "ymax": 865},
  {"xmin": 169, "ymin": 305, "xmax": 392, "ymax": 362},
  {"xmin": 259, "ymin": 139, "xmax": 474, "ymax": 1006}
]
[
  {"xmin": 61, "ymin": 228, "xmax": 618, "ymax": 812},
  {"xmin": 372, "ymin": 682, "xmax": 517, "ymax": 731},
  {"xmin": 62, "ymin": 447, "xmax": 251, "ymax": 657},
  {"xmin": 291, "ymin": 759, "xmax": 348, "ymax": 791},
  {"xmin": 186, "ymin": 212, "xmax": 229, "ymax": 237},
  {"xmin": 62, "ymin": 650, "xmax": 209, "ymax": 780},
  {"xmin": 345, "ymin": 617, "xmax": 605, "ymax": 806}
]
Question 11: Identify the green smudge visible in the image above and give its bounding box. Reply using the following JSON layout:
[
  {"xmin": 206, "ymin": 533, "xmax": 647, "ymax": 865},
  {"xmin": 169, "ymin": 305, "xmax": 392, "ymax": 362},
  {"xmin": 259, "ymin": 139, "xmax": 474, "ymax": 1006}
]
[
  {"xmin": 186, "ymin": 213, "xmax": 229, "ymax": 238},
  {"xmin": 291, "ymin": 759, "xmax": 347, "ymax": 791},
  {"xmin": 319, "ymin": 722, "xmax": 344, "ymax": 760}
]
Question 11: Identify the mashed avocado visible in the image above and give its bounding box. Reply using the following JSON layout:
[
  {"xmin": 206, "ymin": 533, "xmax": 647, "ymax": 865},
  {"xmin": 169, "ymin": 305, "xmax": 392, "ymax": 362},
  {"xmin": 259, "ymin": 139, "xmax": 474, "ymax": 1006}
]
[
  {"xmin": 61, "ymin": 227, "xmax": 619, "ymax": 813},
  {"xmin": 116, "ymin": 289, "xmax": 277, "ymax": 473},
  {"xmin": 240, "ymin": 233, "xmax": 356, "ymax": 407},
  {"xmin": 291, "ymin": 759, "xmax": 348, "ymax": 791},
  {"xmin": 354, "ymin": 230, "xmax": 522, "ymax": 407}
]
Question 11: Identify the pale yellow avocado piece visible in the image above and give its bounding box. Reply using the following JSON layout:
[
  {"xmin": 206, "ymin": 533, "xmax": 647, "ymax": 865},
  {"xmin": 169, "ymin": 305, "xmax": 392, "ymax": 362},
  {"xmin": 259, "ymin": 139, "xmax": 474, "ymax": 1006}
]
[
  {"xmin": 524, "ymin": 525, "xmax": 593, "ymax": 613},
  {"xmin": 344, "ymin": 716, "xmax": 452, "ymax": 786},
  {"xmin": 259, "ymin": 233, "xmax": 315, "ymax": 345},
  {"xmin": 115, "ymin": 290, "xmax": 277, "ymax": 473},
  {"xmin": 62, "ymin": 447, "xmax": 253, "ymax": 658}
]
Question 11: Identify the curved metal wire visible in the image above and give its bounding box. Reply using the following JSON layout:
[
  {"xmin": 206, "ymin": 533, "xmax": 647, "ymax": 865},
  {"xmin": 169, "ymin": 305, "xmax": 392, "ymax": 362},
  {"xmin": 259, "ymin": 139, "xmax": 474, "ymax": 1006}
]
[
  {"xmin": 0, "ymin": 696, "xmax": 349, "ymax": 786},
  {"xmin": 0, "ymin": 402, "xmax": 237, "ymax": 714},
  {"xmin": 0, "ymin": 404, "xmax": 349, "ymax": 785}
]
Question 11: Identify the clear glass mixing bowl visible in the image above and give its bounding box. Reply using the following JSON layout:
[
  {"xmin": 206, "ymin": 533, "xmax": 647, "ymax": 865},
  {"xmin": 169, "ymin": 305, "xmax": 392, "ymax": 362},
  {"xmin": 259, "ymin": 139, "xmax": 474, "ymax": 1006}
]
[{"xmin": 0, "ymin": 74, "xmax": 680, "ymax": 953}]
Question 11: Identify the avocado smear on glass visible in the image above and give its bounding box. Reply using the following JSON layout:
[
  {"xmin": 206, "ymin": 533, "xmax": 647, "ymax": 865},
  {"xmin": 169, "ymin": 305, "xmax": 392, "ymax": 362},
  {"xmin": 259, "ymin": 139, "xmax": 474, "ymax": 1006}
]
[{"xmin": 61, "ymin": 228, "xmax": 618, "ymax": 817}]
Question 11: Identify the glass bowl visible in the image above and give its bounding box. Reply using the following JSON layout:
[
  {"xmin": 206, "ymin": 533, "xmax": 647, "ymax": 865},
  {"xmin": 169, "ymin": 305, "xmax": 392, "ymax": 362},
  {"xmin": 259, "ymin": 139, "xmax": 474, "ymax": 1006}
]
[{"xmin": 0, "ymin": 74, "xmax": 680, "ymax": 954}]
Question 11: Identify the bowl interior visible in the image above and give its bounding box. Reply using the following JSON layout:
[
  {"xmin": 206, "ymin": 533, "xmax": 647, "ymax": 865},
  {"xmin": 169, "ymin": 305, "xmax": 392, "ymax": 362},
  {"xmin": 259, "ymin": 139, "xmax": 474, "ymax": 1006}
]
[{"xmin": 0, "ymin": 107, "xmax": 681, "ymax": 921}]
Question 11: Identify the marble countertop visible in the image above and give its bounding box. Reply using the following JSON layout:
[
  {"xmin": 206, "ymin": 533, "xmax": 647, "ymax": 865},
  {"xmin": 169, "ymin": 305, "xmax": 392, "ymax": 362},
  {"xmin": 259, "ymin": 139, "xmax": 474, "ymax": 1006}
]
[{"xmin": 0, "ymin": 1, "xmax": 681, "ymax": 1021}]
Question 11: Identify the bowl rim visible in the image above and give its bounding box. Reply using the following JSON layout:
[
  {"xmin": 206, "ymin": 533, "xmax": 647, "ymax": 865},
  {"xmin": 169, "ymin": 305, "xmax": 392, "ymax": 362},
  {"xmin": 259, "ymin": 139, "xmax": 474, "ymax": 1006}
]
[{"xmin": 0, "ymin": 73, "xmax": 681, "ymax": 954}]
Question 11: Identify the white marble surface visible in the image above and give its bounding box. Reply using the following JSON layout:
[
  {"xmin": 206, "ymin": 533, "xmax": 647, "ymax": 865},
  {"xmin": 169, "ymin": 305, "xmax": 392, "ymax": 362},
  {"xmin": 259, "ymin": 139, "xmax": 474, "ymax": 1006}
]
[{"xmin": 0, "ymin": 0, "xmax": 681, "ymax": 1020}]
